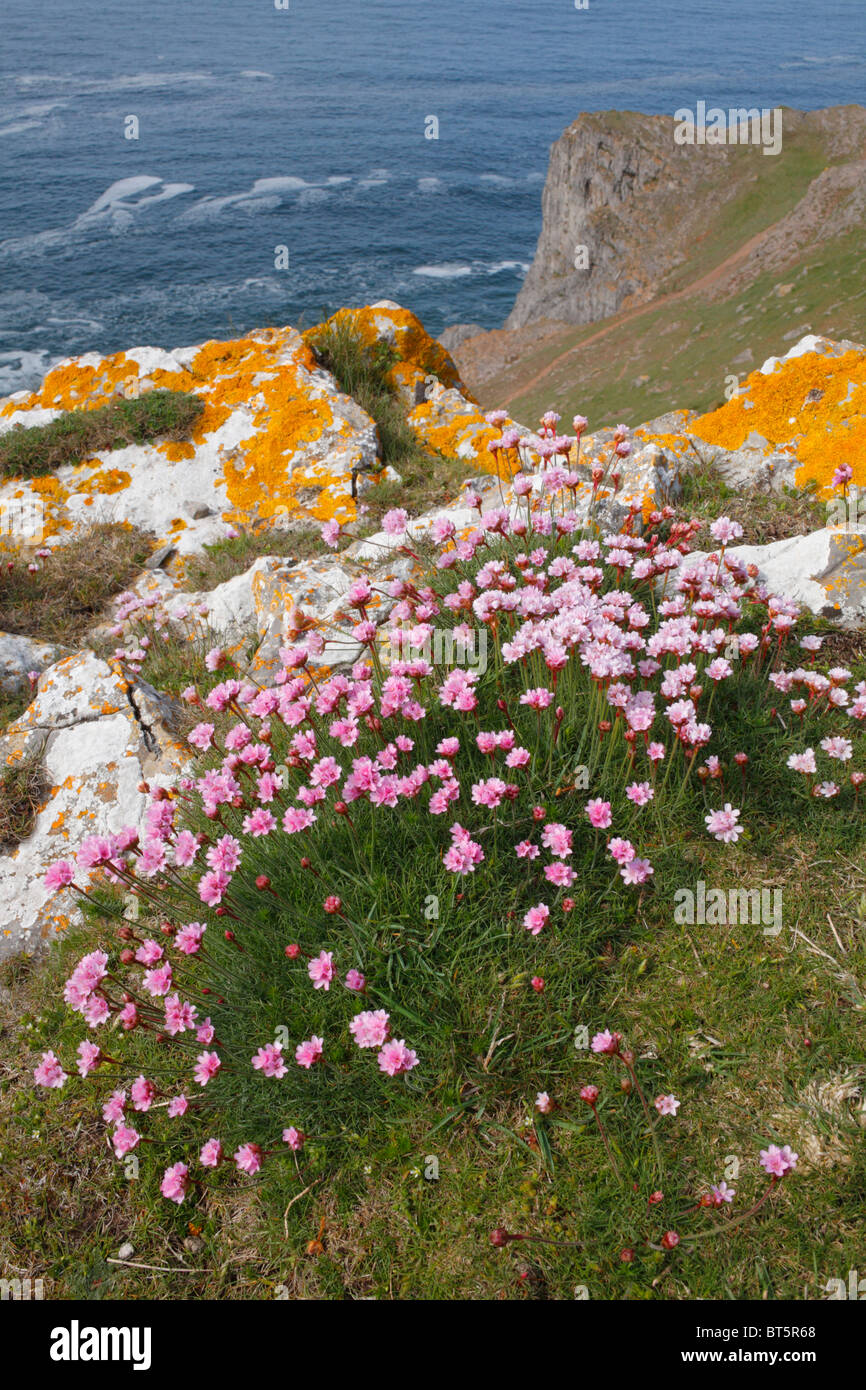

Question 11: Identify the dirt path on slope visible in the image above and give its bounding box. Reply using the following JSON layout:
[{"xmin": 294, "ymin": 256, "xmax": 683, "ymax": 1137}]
[{"xmin": 496, "ymin": 217, "xmax": 785, "ymax": 407}]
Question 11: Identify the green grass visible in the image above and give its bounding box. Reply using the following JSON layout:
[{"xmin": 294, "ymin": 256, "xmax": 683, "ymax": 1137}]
[
  {"xmin": 679, "ymin": 459, "xmax": 827, "ymax": 547},
  {"xmin": 182, "ymin": 527, "xmax": 324, "ymax": 593},
  {"xmin": 0, "ymin": 390, "xmax": 204, "ymax": 479},
  {"xmin": 306, "ymin": 316, "xmax": 471, "ymax": 530}
]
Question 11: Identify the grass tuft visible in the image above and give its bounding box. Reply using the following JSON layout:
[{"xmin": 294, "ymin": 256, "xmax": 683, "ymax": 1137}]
[{"xmin": 0, "ymin": 390, "xmax": 204, "ymax": 479}]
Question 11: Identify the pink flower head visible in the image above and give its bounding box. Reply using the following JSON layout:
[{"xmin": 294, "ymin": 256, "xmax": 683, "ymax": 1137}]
[
  {"xmin": 160, "ymin": 1162, "xmax": 190, "ymax": 1204},
  {"xmin": 308, "ymin": 950, "xmax": 336, "ymax": 991},
  {"xmin": 112, "ymin": 1125, "xmax": 140, "ymax": 1158},
  {"xmin": 580, "ymin": 1084, "xmax": 599, "ymax": 1105},
  {"xmin": 45, "ymin": 860, "xmax": 74, "ymax": 891},
  {"xmin": 200, "ymin": 1138, "xmax": 224, "ymax": 1168},
  {"xmin": 295, "ymin": 1036, "xmax": 323, "ymax": 1069},
  {"xmin": 377, "ymin": 1039, "xmax": 419, "ymax": 1076},
  {"xmin": 620, "ymin": 856, "xmax": 654, "ymax": 886},
  {"xmin": 234, "ymin": 1142, "xmax": 263, "ymax": 1175},
  {"xmin": 591, "ymin": 1030, "xmax": 622, "ymax": 1055},
  {"xmin": 194, "ymin": 1051, "xmax": 222, "ymax": 1086},
  {"xmin": 709, "ymin": 1181, "xmax": 736, "ymax": 1206},
  {"xmin": 535, "ymin": 1091, "xmax": 553, "ymax": 1114},
  {"xmin": 282, "ymin": 1126, "xmax": 306, "ymax": 1151},
  {"xmin": 76, "ymin": 1041, "xmax": 102, "ymax": 1077},
  {"xmin": 759, "ymin": 1143, "xmax": 798, "ymax": 1178},
  {"xmin": 252, "ymin": 1042, "xmax": 288, "ymax": 1078},
  {"xmin": 625, "ymin": 781, "xmax": 653, "ymax": 806},
  {"xmin": 34, "ymin": 1051, "xmax": 67, "ymax": 1089},
  {"xmin": 382, "ymin": 507, "xmax": 409, "ymax": 536},
  {"xmin": 349, "ymin": 1009, "xmax": 390, "ymax": 1049},
  {"xmin": 344, "ymin": 969, "xmax": 366, "ymax": 992},
  {"xmin": 655, "ymin": 1094, "xmax": 681, "ymax": 1116},
  {"xmin": 585, "ymin": 798, "xmax": 612, "ymax": 829},
  {"xmin": 523, "ymin": 903, "xmax": 550, "ymax": 936},
  {"xmin": 704, "ymin": 804, "xmax": 743, "ymax": 844},
  {"xmin": 131, "ymin": 1075, "xmax": 156, "ymax": 1111}
]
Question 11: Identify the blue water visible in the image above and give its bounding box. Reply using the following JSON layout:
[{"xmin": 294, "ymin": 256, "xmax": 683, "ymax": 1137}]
[{"xmin": 1, "ymin": 0, "xmax": 864, "ymax": 393}]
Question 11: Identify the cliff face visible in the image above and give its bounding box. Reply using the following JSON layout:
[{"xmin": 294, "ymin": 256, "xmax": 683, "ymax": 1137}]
[{"xmin": 506, "ymin": 106, "xmax": 866, "ymax": 332}]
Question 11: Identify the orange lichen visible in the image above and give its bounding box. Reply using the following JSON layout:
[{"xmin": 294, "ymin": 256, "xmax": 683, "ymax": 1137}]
[
  {"xmin": 304, "ymin": 304, "xmax": 466, "ymax": 396},
  {"xmin": 1, "ymin": 353, "xmax": 137, "ymax": 415},
  {"xmin": 691, "ymin": 348, "xmax": 866, "ymax": 496}
]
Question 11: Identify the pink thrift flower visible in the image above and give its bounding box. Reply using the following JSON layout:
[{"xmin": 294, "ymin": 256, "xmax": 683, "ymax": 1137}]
[
  {"xmin": 655, "ymin": 1094, "xmax": 681, "ymax": 1116},
  {"xmin": 759, "ymin": 1144, "xmax": 798, "ymax": 1177},
  {"xmin": 160, "ymin": 1162, "xmax": 190, "ymax": 1203},
  {"xmin": 200, "ymin": 1138, "xmax": 224, "ymax": 1168},
  {"xmin": 620, "ymin": 857, "xmax": 654, "ymax": 885},
  {"xmin": 523, "ymin": 903, "xmax": 550, "ymax": 936},
  {"xmin": 344, "ymin": 969, "xmax": 366, "ymax": 992},
  {"xmin": 625, "ymin": 781, "xmax": 653, "ymax": 806},
  {"xmin": 308, "ymin": 951, "xmax": 336, "ymax": 991},
  {"xmin": 234, "ymin": 1142, "xmax": 263, "ymax": 1175},
  {"xmin": 704, "ymin": 804, "xmax": 743, "ymax": 844},
  {"xmin": 44, "ymin": 860, "xmax": 74, "ymax": 891},
  {"xmin": 194, "ymin": 1051, "xmax": 221, "ymax": 1087},
  {"xmin": 131, "ymin": 1076, "xmax": 156, "ymax": 1111},
  {"xmin": 295, "ymin": 1036, "xmax": 323, "ymax": 1069},
  {"xmin": 76, "ymin": 1041, "xmax": 101, "ymax": 1077},
  {"xmin": 112, "ymin": 1125, "xmax": 140, "ymax": 1158},
  {"xmin": 349, "ymin": 1009, "xmax": 390, "ymax": 1048},
  {"xmin": 102, "ymin": 1089, "xmax": 127, "ymax": 1124},
  {"xmin": 377, "ymin": 1039, "xmax": 419, "ymax": 1076},
  {"xmin": 585, "ymin": 798, "xmax": 612, "ymax": 829},
  {"xmin": 283, "ymin": 1127, "xmax": 306, "ymax": 1151},
  {"xmin": 34, "ymin": 1051, "xmax": 67, "ymax": 1089},
  {"xmin": 252, "ymin": 1042, "xmax": 288, "ymax": 1078},
  {"xmin": 535, "ymin": 1091, "xmax": 553, "ymax": 1114}
]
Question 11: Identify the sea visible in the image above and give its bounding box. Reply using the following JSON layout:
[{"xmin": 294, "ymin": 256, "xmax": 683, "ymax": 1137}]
[{"xmin": 1, "ymin": 0, "xmax": 864, "ymax": 395}]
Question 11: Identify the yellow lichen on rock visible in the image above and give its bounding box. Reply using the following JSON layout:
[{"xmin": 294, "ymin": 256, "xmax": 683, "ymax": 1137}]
[{"xmin": 690, "ymin": 347, "xmax": 866, "ymax": 495}]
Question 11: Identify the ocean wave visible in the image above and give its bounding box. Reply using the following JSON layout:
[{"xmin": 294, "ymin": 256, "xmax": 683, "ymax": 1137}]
[
  {"xmin": 12, "ymin": 71, "xmax": 214, "ymax": 95},
  {"xmin": 412, "ymin": 259, "xmax": 529, "ymax": 280},
  {"xmin": 417, "ymin": 177, "xmax": 446, "ymax": 193},
  {"xmin": 412, "ymin": 263, "xmax": 473, "ymax": 279},
  {"xmin": 0, "ymin": 177, "xmax": 196, "ymax": 258}
]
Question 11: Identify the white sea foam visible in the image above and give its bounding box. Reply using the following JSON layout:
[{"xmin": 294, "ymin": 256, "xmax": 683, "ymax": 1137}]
[{"xmin": 412, "ymin": 263, "xmax": 473, "ymax": 279}]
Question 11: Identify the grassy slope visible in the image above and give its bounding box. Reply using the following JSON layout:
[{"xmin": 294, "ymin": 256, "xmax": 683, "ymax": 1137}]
[{"xmin": 480, "ymin": 229, "xmax": 866, "ymax": 429}]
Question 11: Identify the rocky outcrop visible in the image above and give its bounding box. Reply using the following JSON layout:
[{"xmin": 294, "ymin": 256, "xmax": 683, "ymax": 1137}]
[
  {"xmin": 0, "ymin": 303, "xmax": 476, "ymax": 557},
  {"xmin": 0, "ymin": 652, "xmax": 187, "ymax": 960},
  {"xmin": 507, "ymin": 106, "xmax": 866, "ymax": 331}
]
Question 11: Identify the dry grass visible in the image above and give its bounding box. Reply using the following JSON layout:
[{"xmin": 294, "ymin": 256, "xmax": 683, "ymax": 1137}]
[
  {"xmin": 0, "ymin": 751, "xmax": 48, "ymax": 848},
  {"xmin": 0, "ymin": 523, "xmax": 151, "ymax": 648}
]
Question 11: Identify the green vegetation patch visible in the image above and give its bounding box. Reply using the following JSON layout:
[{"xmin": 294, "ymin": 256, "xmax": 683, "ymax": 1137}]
[{"xmin": 0, "ymin": 390, "xmax": 204, "ymax": 479}]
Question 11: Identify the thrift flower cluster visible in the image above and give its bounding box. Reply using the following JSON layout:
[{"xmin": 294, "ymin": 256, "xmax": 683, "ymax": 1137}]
[{"xmin": 35, "ymin": 408, "xmax": 860, "ymax": 1203}]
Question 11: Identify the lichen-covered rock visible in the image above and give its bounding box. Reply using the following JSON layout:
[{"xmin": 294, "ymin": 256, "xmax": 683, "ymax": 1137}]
[
  {"xmin": 687, "ymin": 335, "xmax": 866, "ymax": 496},
  {"xmin": 0, "ymin": 631, "xmax": 64, "ymax": 694},
  {"xmin": 682, "ymin": 526, "xmax": 866, "ymax": 625},
  {"xmin": 0, "ymin": 328, "xmax": 382, "ymax": 554},
  {"xmin": 0, "ymin": 652, "xmax": 187, "ymax": 959}
]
